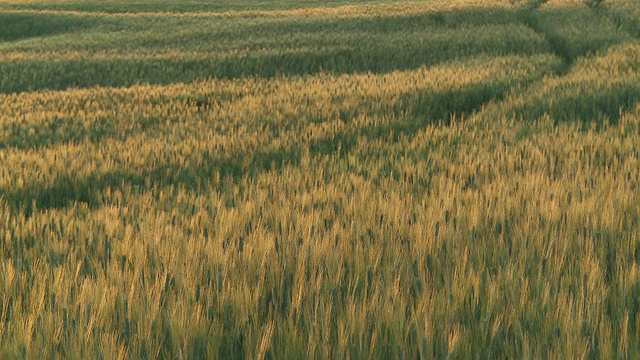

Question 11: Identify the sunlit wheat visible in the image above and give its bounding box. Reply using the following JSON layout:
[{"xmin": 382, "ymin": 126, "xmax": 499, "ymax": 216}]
[{"xmin": 1, "ymin": 0, "xmax": 639, "ymax": 358}]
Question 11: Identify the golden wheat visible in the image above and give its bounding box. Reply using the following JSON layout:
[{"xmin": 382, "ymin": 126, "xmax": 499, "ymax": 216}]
[{"xmin": 1, "ymin": 0, "xmax": 640, "ymax": 358}]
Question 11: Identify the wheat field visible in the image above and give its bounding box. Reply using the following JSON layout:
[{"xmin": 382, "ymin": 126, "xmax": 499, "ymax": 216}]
[{"xmin": 1, "ymin": 0, "xmax": 640, "ymax": 358}]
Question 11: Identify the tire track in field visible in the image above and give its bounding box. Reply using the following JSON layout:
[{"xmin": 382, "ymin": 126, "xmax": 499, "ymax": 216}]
[
  {"xmin": 515, "ymin": 9, "xmax": 574, "ymax": 76},
  {"xmin": 0, "ymin": 59, "xmax": 552, "ymax": 216},
  {"xmin": 478, "ymin": 4, "xmax": 640, "ymax": 125},
  {"xmin": 516, "ymin": 5, "xmax": 632, "ymax": 74}
]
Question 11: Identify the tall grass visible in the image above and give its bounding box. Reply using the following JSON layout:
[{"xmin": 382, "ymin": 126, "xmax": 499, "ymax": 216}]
[{"xmin": 1, "ymin": 0, "xmax": 640, "ymax": 358}]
